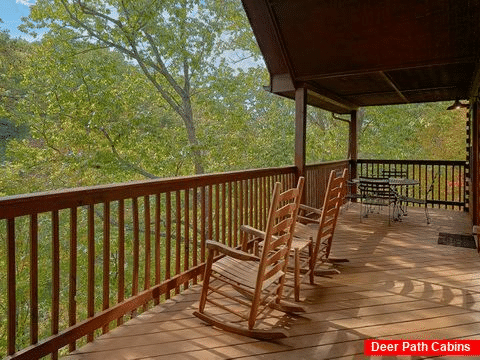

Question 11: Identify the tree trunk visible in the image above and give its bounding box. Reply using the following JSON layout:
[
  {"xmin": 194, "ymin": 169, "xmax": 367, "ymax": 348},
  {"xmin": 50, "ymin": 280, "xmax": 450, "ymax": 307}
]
[{"xmin": 182, "ymin": 100, "xmax": 204, "ymax": 175}]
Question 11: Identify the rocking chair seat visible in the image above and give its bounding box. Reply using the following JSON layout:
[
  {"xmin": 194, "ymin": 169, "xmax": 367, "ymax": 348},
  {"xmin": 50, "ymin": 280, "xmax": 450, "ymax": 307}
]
[{"xmin": 211, "ymin": 255, "xmax": 285, "ymax": 292}]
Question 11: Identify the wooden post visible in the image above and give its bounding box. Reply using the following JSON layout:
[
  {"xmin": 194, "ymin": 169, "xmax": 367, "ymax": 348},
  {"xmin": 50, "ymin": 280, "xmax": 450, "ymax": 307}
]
[
  {"xmin": 349, "ymin": 110, "xmax": 358, "ymax": 181},
  {"xmin": 295, "ymin": 86, "xmax": 307, "ymax": 180},
  {"xmin": 472, "ymin": 101, "xmax": 480, "ymax": 225}
]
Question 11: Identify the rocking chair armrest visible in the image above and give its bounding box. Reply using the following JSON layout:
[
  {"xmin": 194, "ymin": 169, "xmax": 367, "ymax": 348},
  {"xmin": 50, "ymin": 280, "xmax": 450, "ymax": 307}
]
[
  {"xmin": 239, "ymin": 224, "xmax": 266, "ymax": 252},
  {"xmin": 299, "ymin": 204, "xmax": 322, "ymax": 215},
  {"xmin": 240, "ymin": 224, "xmax": 266, "ymax": 239},
  {"xmin": 298, "ymin": 204, "xmax": 322, "ymax": 224},
  {"xmin": 297, "ymin": 214, "xmax": 319, "ymax": 224},
  {"xmin": 206, "ymin": 240, "xmax": 260, "ymax": 261}
]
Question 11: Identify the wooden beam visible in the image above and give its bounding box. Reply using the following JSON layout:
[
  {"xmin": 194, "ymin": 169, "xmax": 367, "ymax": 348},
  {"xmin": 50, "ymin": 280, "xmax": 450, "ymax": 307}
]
[
  {"xmin": 241, "ymin": 0, "xmax": 291, "ymax": 77},
  {"xmin": 380, "ymin": 72, "xmax": 409, "ymax": 103},
  {"xmin": 295, "ymin": 56, "xmax": 478, "ymax": 81},
  {"xmin": 242, "ymin": 0, "xmax": 296, "ymax": 84},
  {"xmin": 469, "ymin": 60, "xmax": 480, "ymax": 101},
  {"xmin": 270, "ymin": 73, "xmax": 295, "ymax": 93},
  {"xmin": 305, "ymin": 84, "xmax": 358, "ymax": 112},
  {"xmin": 344, "ymin": 85, "xmax": 460, "ymax": 100},
  {"xmin": 295, "ymin": 87, "xmax": 307, "ymax": 179}
]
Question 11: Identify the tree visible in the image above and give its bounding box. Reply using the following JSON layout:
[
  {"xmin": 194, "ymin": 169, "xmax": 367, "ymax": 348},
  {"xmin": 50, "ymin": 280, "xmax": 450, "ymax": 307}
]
[
  {"xmin": 359, "ymin": 102, "xmax": 466, "ymax": 160},
  {"xmin": 24, "ymin": 0, "xmax": 254, "ymax": 175},
  {"xmin": 1, "ymin": 36, "xmax": 188, "ymax": 194},
  {"xmin": 306, "ymin": 108, "xmax": 349, "ymax": 163}
]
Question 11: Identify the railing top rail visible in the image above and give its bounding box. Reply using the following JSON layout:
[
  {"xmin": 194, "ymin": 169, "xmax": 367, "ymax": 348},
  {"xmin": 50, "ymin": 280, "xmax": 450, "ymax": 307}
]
[
  {"xmin": 0, "ymin": 166, "xmax": 296, "ymax": 219},
  {"xmin": 306, "ymin": 160, "xmax": 349, "ymax": 168},
  {"xmin": 354, "ymin": 159, "xmax": 467, "ymax": 166}
]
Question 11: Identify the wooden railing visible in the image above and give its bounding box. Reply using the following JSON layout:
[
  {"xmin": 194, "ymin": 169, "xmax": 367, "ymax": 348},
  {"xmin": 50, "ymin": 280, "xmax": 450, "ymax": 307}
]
[
  {"xmin": 0, "ymin": 162, "xmax": 350, "ymax": 360},
  {"xmin": 353, "ymin": 159, "xmax": 468, "ymax": 210},
  {"xmin": 305, "ymin": 160, "xmax": 350, "ymax": 208}
]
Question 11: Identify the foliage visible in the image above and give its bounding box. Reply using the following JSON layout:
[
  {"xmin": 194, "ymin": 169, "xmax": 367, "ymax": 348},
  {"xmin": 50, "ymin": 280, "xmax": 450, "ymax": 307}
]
[
  {"xmin": 306, "ymin": 107, "xmax": 349, "ymax": 163},
  {"xmin": 360, "ymin": 102, "xmax": 466, "ymax": 160},
  {"xmin": 1, "ymin": 37, "xmax": 182, "ymax": 195}
]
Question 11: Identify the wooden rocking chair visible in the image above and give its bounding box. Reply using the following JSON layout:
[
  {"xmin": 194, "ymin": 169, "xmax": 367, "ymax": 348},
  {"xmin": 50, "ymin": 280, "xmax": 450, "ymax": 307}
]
[
  {"xmin": 193, "ymin": 177, "xmax": 305, "ymax": 339},
  {"xmin": 289, "ymin": 169, "xmax": 348, "ymax": 301}
]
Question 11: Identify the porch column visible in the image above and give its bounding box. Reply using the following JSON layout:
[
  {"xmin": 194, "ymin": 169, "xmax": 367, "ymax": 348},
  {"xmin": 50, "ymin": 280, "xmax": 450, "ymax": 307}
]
[
  {"xmin": 348, "ymin": 110, "xmax": 358, "ymax": 181},
  {"xmin": 472, "ymin": 100, "xmax": 480, "ymax": 225},
  {"xmin": 295, "ymin": 86, "xmax": 307, "ymax": 179}
]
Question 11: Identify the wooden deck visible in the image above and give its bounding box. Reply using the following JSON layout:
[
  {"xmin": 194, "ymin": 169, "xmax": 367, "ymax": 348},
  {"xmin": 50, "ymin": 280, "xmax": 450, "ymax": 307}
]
[{"xmin": 63, "ymin": 204, "xmax": 479, "ymax": 360}]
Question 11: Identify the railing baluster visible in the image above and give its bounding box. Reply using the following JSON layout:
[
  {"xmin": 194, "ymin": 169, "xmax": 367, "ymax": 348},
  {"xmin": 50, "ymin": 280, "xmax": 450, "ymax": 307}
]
[
  {"xmin": 200, "ymin": 187, "xmax": 206, "ymax": 270},
  {"xmin": 228, "ymin": 182, "xmax": 233, "ymax": 247},
  {"xmin": 165, "ymin": 192, "xmax": 171, "ymax": 299},
  {"xmin": 69, "ymin": 208, "xmax": 77, "ymax": 351},
  {"xmin": 215, "ymin": 185, "xmax": 220, "ymax": 243},
  {"xmin": 223, "ymin": 183, "xmax": 228, "ymax": 245},
  {"xmin": 423, "ymin": 164, "xmax": 427, "ymax": 202},
  {"xmin": 233, "ymin": 182, "xmax": 238, "ymax": 248},
  {"xmin": 239, "ymin": 180, "xmax": 244, "ymax": 244},
  {"xmin": 103, "ymin": 202, "xmax": 110, "ymax": 334},
  {"xmin": 464, "ymin": 165, "xmax": 466, "ymax": 209},
  {"xmin": 265, "ymin": 177, "xmax": 269, "ymax": 228},
  {"xmin": 30, "ymin": 214, "xmax": 38, "ymax": 346},
  {"xmin": 154, "ymin": 194, "xmax": 161, "ymax": 303},
  {"xmin": 254, "ymin": 178, "xmax": 259, "ymax": 229},
  {"xmin": 208, "ymin": 185, "xmax": 213, "ymax": 243},
  {"xmin": 144, "ymin": 195, "xmax": 151, "ymax": 296},
  {"xmin": 451, "ymin": 165, "xmax": 455, "ymax": 209},
  {"xmin": 457, "ymin": 165, "xmax": 460, "ymax": 208},
  {"xmin": 175, "ymin": 190, "xmax": 181, "ymax": 295},
  {"xmin": 241, "ymin": 180, "xmax": 246, "ymax": 232},
  {"xmin": 269, "ymin": 176, "xmax": 274, "ymax": 212},
  {"xmin": 7, "ymin": 218, "xmax": 16, "ymax": 356},
  {"xmin": 87, "ymin": 204, "xmax": 95, "ymax": 342},
  {"xmin": 192, "ymin": 188, "xmax": 198, "ymax": 284},
  {"xmin": 251, "ymin": 179, "xmax": 255, "ymax": 226},
  {"xmin": 132, "ymin": 198, "xmax": 140, "ymax": 299},
  {"xmin": 117, "ymin": 199, "xmax": 125, "ymax": 325},
  {"xmin": 184, "ymin": 189, "xmax": 189, "ymax": 290},
  {"xmin": 260, "ymin": 177, "xmax": 265, "ymax": 230},
  {"xmin": 52, "ymin": 210, "xmax": 60, "ymax": 360}
]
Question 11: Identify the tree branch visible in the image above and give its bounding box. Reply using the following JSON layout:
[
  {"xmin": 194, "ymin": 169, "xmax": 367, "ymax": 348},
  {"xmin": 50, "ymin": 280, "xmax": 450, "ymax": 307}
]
[
  {"xmin": 62, "ymin": 0, "xmax": 185, "ymax": 116},
  {"xmin": 98, "ymin": 126, "xmax": 159, "ymax": 179}
]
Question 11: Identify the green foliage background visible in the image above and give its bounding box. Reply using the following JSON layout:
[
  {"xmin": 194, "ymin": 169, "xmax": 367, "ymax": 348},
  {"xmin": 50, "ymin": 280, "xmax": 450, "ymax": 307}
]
[{"xmin": 0, "ymin": 33, "xmax": 466, "ymax": 196}]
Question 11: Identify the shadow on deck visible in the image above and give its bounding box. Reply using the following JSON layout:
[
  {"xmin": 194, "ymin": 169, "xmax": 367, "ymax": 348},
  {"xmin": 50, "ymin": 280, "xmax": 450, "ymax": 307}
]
[{"xmin": 64, "ymin": 204, "xmax": 479, "ymax": 360}]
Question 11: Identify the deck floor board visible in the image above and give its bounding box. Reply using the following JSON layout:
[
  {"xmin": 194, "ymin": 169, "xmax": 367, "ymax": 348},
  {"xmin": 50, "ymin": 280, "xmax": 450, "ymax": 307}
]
[{"xmin": 63, "ymin": 204, "xmax": 479, "ymax": 359}]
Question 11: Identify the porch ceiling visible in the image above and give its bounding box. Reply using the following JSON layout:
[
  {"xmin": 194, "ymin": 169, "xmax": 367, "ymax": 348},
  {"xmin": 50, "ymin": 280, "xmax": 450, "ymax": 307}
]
[{"xmin": 241, "ymin": 0, "xmax": 480, "ymax": 114}]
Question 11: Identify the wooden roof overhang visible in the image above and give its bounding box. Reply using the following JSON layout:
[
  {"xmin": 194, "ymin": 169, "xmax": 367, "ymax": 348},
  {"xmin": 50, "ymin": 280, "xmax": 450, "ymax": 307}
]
[{"xmin": 241, "ymin": 0, "xmax": 480, "ymax": 114}]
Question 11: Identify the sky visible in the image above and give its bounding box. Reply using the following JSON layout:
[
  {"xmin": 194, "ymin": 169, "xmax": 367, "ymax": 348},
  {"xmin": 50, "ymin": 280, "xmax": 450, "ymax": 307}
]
[{"xmin": 1, "ymin": 0, "xmax": 35, "ymax": 40}]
